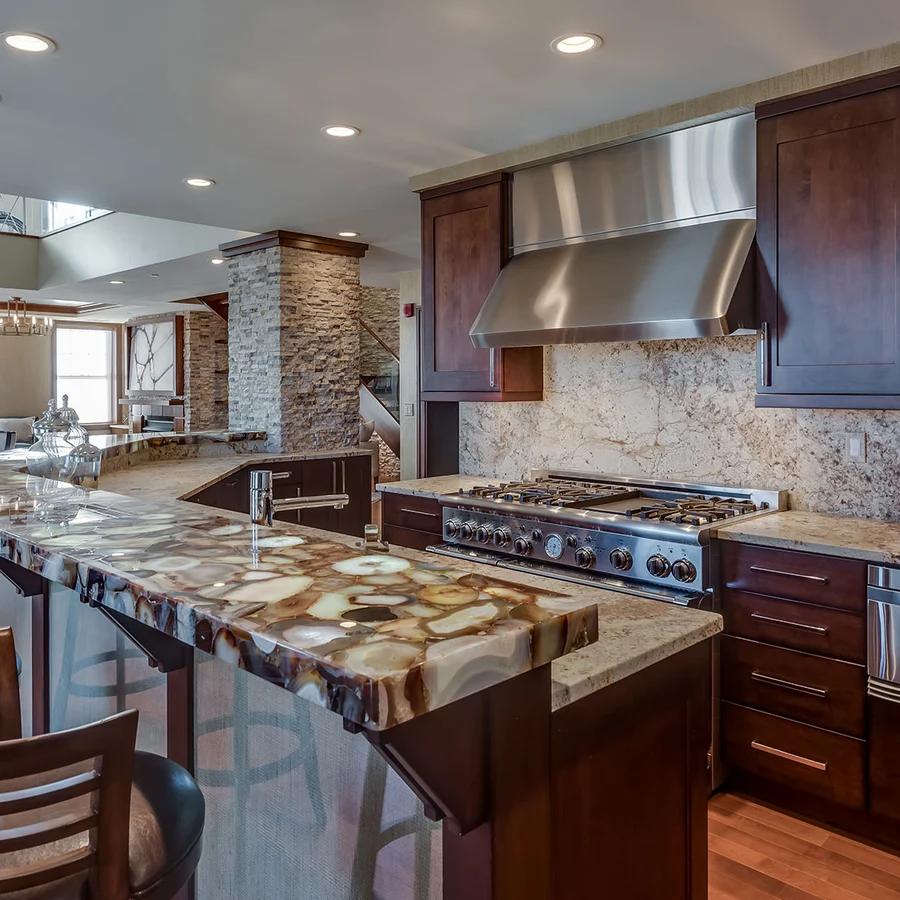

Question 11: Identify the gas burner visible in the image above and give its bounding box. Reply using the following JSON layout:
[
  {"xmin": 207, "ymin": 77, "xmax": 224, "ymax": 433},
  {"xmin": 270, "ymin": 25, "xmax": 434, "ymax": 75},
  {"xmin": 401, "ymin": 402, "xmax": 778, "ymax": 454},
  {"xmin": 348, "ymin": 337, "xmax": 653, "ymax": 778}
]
[
  {"xmin": 460, "ymin": 480, "xmax": 639, "ymax": 508},
  {"xmin": 623, "ymin": 497, "xmax": 763, "ymax": 525}
]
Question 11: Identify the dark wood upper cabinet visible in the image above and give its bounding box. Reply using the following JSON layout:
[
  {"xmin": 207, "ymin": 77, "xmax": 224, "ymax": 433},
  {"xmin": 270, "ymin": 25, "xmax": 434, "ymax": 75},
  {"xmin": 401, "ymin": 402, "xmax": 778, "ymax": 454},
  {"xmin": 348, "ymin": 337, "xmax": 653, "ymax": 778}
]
[
  {"xmin": 756, "ymin": 73, "xmax": 900, "ymax": 408},
  {"xmin": 420, "ymin": 174, "xmax": 543, "ymax": 401}
]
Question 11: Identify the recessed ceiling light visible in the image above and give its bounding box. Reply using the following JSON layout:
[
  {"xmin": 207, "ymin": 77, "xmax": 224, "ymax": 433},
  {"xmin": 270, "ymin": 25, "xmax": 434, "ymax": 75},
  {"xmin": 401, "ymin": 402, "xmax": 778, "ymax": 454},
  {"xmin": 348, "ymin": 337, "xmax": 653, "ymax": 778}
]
[
  {"xmin": 338, "ymin": 231, "xmax": 359, "ymax": 238},
  {"xmin": 210, "ymin": 258, "xmax": 225, "ymax": 265},
  {"xmin": 183, "ymin": 177, "xmax": 215, "ymax": 188},
  {"xmin": 109, "ymin": 280, "xmax": 124, "ymax": 285},
  {"xmin": 149, "ymin": 273, "xmax": 160, "ymax": 278},
  {"xmin": 321, "ymin": 125, "xmax": 360, "ymax": 138},
  {"xmin": 2, "ymin": 32, "xmax": 56, "ymax": 53},
  {"xmin": 551, "ymin": 33, "xmax": 602, "ymax": 54}
]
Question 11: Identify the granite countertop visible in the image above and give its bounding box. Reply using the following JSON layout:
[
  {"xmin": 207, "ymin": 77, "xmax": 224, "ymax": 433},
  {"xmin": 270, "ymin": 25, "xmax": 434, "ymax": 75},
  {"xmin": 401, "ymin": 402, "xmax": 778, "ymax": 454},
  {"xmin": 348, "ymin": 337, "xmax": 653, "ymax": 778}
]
[
  {"xmin": 715, "ymin": 509, "xmax": 900, "ymax": 565},
  {"xmin": 377, "ymin": 475, "xmax": 492, "ymax": 500},
  {"xmin": 100, "ymin": 448, "xmax": 377, "ymax": 503}
]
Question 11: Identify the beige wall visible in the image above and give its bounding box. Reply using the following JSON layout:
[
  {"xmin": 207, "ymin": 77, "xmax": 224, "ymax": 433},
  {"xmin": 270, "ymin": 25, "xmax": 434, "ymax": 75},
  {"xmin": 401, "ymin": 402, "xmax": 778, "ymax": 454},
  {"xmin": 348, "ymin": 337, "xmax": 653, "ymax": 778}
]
[{"xmin": 0, "ymin": 334, "xmax": 52, "ymax": 417}]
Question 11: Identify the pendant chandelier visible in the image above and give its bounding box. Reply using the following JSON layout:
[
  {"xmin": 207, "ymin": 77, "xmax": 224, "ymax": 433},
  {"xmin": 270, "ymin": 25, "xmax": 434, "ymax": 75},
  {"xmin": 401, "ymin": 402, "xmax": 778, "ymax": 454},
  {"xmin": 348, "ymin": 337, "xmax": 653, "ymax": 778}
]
[{"xmin": 0, "ymin": 297, "xmax": 53, "ymax": 337}]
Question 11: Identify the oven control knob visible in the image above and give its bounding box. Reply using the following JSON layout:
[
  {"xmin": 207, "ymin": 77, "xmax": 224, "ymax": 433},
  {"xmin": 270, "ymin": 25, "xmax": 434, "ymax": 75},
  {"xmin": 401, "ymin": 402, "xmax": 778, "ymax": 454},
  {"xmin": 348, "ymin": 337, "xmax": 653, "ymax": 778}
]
[
  {"xmin": 609, "ymin": 548, "xmax": 633, "ymax": 571},
  {"xmin": 475, "ymin": 524, "xmax": 494, "ymax": 543},
  {"xmin": 672, "ymin": 559, "xmax": 697, "ymax": 583},
  {"xmin": 566, "ymin": 535, "xmax": 578, "ymax": 549},
  {"xmin": 445, "ymin": 519, "xmax": 461, "ymax": 538},
  {"xmin": 459, "ymin": 522, "xmax": 476, "ymax": 540},
  {"xmin": 513, "ymin": 537, "xmax": 532, "ymax": 555},
  {"xmin": 531, "ymin": 529, "xmax": 543, "ymax": 541},
  {"xmin": 492, "ymin": 528, "xmax": 511, "ymax": 547},
  {"xmin": 574, "ymin": 547, "xmax": 596, "ymax": 569},
  {"xmin": 646, "ymin": 554, "xmax": 672, "ymax": 578}
]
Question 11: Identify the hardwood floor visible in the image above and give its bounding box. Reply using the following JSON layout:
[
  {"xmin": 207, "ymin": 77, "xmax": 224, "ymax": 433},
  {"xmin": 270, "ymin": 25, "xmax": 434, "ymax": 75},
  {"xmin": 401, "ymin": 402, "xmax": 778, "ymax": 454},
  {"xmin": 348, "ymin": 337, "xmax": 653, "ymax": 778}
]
[{"xmin": 709, "ymin": 793, "xmax": 900, "ymax": 899}]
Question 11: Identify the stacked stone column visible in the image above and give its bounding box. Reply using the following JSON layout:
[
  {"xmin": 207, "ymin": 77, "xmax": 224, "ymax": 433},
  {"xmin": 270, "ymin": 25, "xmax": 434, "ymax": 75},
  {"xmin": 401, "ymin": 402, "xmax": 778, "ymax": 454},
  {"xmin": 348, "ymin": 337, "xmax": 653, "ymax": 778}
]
[{"xmin": 223, "ymin": 232, "xmax": 366, "ymax": 453}]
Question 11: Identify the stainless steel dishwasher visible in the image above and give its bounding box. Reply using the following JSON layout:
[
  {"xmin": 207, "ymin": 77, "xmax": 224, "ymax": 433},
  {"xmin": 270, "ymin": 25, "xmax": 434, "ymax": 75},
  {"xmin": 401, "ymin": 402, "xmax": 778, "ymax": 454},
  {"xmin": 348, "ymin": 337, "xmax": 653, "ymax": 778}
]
[{"xmin": 867, "ymin": 565, "xmax": 900, "ymax": 820}]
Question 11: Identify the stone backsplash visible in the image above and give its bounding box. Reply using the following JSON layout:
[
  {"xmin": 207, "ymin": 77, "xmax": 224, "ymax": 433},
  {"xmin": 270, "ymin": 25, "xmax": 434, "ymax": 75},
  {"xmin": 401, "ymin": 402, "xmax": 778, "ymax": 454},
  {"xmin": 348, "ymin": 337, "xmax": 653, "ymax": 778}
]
[{"xmin": 459, "ymin": 336, "xmax": 900, "ymax": 520}]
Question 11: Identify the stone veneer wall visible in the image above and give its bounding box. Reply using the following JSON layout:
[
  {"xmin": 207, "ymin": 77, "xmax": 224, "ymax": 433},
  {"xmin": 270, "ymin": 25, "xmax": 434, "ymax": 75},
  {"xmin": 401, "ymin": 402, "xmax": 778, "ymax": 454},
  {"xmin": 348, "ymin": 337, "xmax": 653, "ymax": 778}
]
[
  {"xmin": 183, "ymin": 311, "xmax": 229, "ymax": 431},
  {"xmin": 228, "ymin": 246, "xmax": 360, "ymax": 452},
  {"xmin": 459, "ymin": 336, "xmax": 900, "ymax": 520},
  {"xmin": 359, "ymin": 286, "xmax": 400, "ymax": 375}
]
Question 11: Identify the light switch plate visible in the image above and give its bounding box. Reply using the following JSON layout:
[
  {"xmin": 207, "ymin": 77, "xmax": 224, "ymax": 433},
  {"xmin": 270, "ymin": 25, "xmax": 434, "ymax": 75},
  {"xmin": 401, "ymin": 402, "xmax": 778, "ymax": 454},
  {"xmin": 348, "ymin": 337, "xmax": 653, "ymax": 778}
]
[
  {"xmin": 845, "ymin": 432, "xmax": 867, "ymax": 462},
  {"xmin": 402, "ymin": 403, "xmax": 416, "ymax": 417}
]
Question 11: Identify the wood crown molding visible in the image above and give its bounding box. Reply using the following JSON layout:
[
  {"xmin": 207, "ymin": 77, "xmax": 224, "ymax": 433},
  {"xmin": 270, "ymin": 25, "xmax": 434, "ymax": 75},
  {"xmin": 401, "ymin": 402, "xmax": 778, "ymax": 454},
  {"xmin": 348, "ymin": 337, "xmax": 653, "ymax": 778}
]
[
  {"xmin": 218, "ymin": 230, "xmax": 369, "ymax": 259},
  {"xmin": 409, "ymin": 38, "xmax": 900, "ymax": 192}
]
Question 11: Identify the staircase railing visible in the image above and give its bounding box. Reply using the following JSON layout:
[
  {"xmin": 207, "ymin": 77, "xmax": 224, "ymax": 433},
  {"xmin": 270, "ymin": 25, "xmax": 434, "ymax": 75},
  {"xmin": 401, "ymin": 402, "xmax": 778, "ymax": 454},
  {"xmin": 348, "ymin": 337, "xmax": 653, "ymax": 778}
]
[{"xmin": 358, "ymin": 316, "xmax": 401, "ymax": 457}]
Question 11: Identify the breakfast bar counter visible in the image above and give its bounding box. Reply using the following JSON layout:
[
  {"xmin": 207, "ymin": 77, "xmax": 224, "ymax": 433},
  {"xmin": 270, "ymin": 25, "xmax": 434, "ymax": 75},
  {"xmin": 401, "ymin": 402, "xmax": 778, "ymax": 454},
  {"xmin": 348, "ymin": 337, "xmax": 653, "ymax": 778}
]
[{"xmin": 0, "ymin": 461, "xmax": 720, "ymax": 900}]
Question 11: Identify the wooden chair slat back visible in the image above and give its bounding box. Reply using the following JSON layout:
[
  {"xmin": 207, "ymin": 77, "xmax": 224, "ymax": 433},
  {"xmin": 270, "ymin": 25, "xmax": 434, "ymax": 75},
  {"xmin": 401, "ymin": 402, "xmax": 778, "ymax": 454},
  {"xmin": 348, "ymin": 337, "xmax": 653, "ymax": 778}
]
[{"xmin": 0, "ymin": 709, "xmax": 138, "ymax": 899}]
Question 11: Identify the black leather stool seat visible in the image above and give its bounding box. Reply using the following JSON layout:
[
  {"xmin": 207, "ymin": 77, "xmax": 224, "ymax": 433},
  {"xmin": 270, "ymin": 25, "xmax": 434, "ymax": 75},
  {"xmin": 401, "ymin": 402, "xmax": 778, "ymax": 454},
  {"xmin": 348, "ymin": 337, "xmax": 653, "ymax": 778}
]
[{"xmin": 2, "ymin": 752, "xmax": 205, "ymax": 900}]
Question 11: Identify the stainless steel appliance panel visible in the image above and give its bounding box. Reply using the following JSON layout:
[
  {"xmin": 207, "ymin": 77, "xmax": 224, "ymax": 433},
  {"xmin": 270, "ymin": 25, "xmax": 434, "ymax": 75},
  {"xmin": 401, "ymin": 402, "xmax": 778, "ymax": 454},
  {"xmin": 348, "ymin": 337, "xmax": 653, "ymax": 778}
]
[
  {"xmin": 513, "ymin": 114, "xmax": 755, "ymax": 251},
  {"xmin": 869, "ymin": 575, "xmax": 900, "ymax": 685}
]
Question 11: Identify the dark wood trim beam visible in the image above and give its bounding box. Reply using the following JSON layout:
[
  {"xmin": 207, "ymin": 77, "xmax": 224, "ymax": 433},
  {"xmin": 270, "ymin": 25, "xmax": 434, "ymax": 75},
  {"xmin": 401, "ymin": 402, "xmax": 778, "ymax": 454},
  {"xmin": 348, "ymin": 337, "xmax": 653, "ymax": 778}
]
[
  {"xmin": 32, "ymin": 586, "xmax": 51, "ymax": 737},
  {"xmin": 219, "ymin": 230, "xmax": 368, "ymax": 259},
  {"xmin": 196, "ymin": 293, "xmax": 228, "ymax": 323},
  {"xmin": 755, "ymin": 393, "xmax": 900, "ymax": 410},
  {"xmin": 757, "ymin": 65, "xmax": 900, "ymax": 119},
  {"xmin": 418, "ymin": 171, "xmax": 508, "ymax": 200}
]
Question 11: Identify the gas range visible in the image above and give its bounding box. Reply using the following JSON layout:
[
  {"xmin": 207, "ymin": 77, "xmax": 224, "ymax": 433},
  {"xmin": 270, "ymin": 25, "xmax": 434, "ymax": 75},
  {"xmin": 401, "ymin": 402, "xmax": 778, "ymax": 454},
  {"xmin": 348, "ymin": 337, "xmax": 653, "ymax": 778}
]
[{"xmin": 428, "ymin": 471, "xmax": 787, "ymax": 607}]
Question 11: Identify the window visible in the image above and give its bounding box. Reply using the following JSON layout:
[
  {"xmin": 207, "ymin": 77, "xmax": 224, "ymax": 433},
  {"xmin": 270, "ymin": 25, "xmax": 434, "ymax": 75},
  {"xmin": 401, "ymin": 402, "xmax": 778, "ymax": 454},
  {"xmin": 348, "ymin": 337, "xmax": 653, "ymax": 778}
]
[{"xmin": 54, "ymin": 327, "xmax": 116, "ymax": 424}]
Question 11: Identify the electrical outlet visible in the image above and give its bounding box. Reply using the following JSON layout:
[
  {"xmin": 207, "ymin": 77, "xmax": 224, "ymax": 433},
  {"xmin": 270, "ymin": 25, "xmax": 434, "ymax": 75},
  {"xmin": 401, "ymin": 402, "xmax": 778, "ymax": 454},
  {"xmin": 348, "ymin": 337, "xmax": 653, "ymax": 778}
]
[
  {"xmin": 845, "ymin": 432, "xmax": 867, "ymax": 463},
  {"xmin": 402, "ymin": 403, "xmax": 416, "ymax": 417}
]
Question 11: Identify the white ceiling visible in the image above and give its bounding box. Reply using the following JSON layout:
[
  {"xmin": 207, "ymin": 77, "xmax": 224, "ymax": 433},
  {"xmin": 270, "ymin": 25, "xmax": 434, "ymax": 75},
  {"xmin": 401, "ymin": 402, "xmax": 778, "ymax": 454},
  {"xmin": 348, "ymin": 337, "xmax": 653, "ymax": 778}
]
[{"xmin": 1, "ymin": 0, "xmax": 899, "ymax": 287}]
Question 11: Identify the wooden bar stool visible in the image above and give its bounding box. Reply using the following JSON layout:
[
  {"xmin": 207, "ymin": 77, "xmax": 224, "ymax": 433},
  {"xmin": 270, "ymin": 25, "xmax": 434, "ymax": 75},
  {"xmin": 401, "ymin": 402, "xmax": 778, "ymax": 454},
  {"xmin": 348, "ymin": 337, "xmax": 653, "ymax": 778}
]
[{"xmin": 0, "ymin": 627, "xmax": 206, "ymax": 900}]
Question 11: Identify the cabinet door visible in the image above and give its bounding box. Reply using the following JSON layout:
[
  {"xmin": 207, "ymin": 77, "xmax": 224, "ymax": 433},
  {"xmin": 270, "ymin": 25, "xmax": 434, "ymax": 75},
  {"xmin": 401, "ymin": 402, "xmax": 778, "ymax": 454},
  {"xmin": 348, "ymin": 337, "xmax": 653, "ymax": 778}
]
[
  {"xmin": 421, "ymin": 176, "xmax": 508, "ymax": 395},
  {"xmin": 296, "ymin": 458, "xmax": 339, "ymax": 533},
  {"xmin": 757, "ymin": 87, "xmax": 900, "ymax": 400},
  {"xmin": 869, "ymin": 694, "xmax": 900, "ymax": 820}
]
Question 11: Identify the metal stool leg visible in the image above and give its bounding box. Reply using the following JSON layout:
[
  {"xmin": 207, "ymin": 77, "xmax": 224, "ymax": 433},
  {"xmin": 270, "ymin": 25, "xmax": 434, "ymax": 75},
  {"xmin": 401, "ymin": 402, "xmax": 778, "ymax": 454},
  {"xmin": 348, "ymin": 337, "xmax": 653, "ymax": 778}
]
[{"xmin": 351, "ymin": 748, "xmax": 434, "ymax": 899}]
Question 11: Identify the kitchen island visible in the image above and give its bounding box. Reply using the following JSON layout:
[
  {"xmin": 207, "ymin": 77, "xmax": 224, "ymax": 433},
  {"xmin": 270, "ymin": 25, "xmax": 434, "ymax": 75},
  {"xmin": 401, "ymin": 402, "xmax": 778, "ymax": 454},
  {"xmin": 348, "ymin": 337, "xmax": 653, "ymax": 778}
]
[{"xmin": 0, "ymin": 460, "xmax": 720, "ymax": 900}]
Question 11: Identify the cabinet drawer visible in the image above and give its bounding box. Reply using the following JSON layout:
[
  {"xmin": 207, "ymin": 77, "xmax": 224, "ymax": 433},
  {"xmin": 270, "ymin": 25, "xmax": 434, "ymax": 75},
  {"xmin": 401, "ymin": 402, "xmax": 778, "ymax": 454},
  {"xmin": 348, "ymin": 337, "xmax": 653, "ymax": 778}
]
[
  {"xmin": 721, "ymin": 636, "xmax": 865, "ymax": 737},
  {"xmin": 723, "ymin": 591, "xmax": 865, "ymax": 663},
  {"xmin": 382, "ymin": 492, "xmax": 444, "ymax": 534},
  {"xmin": 722, "ymin": 702, "xmax": 865, "ymax": 810},
  {"xmin": 383, "ymin": 524, "xmax": 441, "ymax": 552},
  {"xmin": 720, "ymin": 542, "xmax": 865, "ymax": 612}
]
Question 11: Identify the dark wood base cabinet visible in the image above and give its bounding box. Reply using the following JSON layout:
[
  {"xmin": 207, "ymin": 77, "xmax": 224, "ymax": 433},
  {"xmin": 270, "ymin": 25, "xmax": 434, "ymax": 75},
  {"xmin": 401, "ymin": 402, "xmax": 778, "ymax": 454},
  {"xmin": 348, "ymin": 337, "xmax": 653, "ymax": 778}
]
[
  {"xmin": 718, "ymin": 538, "xmax": 900, "ymax": 852},
  {"xmin": 186, "ymin": 454, "xmax": 373, "ymax": 539},
  {"xmin": 382, "ymin": 492, "xmax": 443, "ymax": 550},
  {"xmin": 551, "ymin": 642, "xmax": 710, "ymax": 900},
  {"xmin": 868, "ymin": 695, "xmax": 900, "ymax": 822}
]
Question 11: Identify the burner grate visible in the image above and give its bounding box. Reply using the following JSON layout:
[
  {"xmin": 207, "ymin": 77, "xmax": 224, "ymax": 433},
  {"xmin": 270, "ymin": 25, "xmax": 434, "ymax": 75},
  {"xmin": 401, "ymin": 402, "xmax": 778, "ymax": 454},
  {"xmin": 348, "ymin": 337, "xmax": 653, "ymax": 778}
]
[
  {"xmin": 460, "ymin": 480, "xmax": 640, "ymax": 508},
  {"xmin": 624, "ymin": 497, "xmax": 762, "ymax": 525}
]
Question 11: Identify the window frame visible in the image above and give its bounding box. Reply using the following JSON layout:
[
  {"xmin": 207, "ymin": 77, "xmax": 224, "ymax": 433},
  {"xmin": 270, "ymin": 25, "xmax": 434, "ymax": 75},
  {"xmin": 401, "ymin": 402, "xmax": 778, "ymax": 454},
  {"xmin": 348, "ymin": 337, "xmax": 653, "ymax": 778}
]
[{"xmin": 51, "ymin": 322, "xmax": 124, "ymax": 429}]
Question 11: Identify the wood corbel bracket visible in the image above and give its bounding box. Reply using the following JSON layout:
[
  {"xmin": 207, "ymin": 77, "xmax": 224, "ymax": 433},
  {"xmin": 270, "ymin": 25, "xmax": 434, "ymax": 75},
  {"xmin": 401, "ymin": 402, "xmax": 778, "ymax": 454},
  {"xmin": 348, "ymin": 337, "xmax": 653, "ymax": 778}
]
[
  {"xmin": 0, "ymin": 559, "xmax": 46, "ymax": 597},
  {"xmin": 344, "ymin": 685, "xmax": 490, "ymax": 835}
]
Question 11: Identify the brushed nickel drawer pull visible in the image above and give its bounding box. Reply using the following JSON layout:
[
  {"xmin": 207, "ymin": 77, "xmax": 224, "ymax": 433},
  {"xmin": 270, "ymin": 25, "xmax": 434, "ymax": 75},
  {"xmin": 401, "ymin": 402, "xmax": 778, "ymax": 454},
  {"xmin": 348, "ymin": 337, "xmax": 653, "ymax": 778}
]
[
  {"xmin": 750, "ymin": 612, "xmax": 828, "ymax": 634},
  {"xmin": 751, "ymin": 740, "xmax": 827, "ymax": 771},
  {"xmin": 400, "ymin": 508, "xmax": 440, "ymax": 518},
  {"xmin": 751, "ymin": 671, "xmax": 828, "ymax": 699},
  {"xmin": 749, "ymin": 566, "xmax": 828, "ymax": 584}
]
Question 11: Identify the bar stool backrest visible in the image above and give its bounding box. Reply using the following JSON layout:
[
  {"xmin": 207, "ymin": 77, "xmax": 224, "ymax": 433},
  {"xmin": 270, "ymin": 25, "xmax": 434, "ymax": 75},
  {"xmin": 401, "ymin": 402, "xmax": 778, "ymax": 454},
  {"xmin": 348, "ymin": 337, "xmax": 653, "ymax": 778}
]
[
  {"xmin": 0, "ymin": 697, "xmax": 138, "ymax": 898},
  {"xmin": 0, "ymin": 629, "xmax": 20, "ymax": 742}
]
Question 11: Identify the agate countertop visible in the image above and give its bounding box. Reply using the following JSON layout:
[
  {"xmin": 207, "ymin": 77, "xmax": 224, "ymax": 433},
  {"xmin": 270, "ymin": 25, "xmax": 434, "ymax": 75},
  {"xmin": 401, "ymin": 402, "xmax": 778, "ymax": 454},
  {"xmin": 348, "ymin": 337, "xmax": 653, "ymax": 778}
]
[{"xmin": 0, "ymin": 463, "xmax": 721, "ymax": 730}]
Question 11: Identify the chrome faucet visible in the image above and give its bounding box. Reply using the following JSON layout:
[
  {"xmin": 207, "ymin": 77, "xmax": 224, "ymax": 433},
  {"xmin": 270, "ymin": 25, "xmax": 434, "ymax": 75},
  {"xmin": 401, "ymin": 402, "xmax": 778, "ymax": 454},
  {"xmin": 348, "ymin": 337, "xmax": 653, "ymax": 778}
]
[{"xmin": 249, "ymin": 469, "xmax": 349, "ymax": 526}]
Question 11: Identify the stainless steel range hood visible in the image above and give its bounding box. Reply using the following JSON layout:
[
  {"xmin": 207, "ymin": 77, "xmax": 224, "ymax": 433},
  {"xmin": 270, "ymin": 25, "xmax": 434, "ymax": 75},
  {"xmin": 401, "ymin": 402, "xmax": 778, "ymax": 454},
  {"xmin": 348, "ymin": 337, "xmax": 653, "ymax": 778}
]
[{"xmin": 469, "ymin": 114, "xmax": 757, "ymax": 349}]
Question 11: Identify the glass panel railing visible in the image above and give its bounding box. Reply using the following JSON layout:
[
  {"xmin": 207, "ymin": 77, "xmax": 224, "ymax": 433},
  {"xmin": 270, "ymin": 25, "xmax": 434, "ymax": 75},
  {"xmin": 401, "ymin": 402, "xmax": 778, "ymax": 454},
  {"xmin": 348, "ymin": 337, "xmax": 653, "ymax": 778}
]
[
  {"xmin": 0, "ymin": 193, "xmax": 111, "ymax": 237},
  {"xmin": 359, "ymin": 323, "xmax": 399, "ymax": 420}
]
